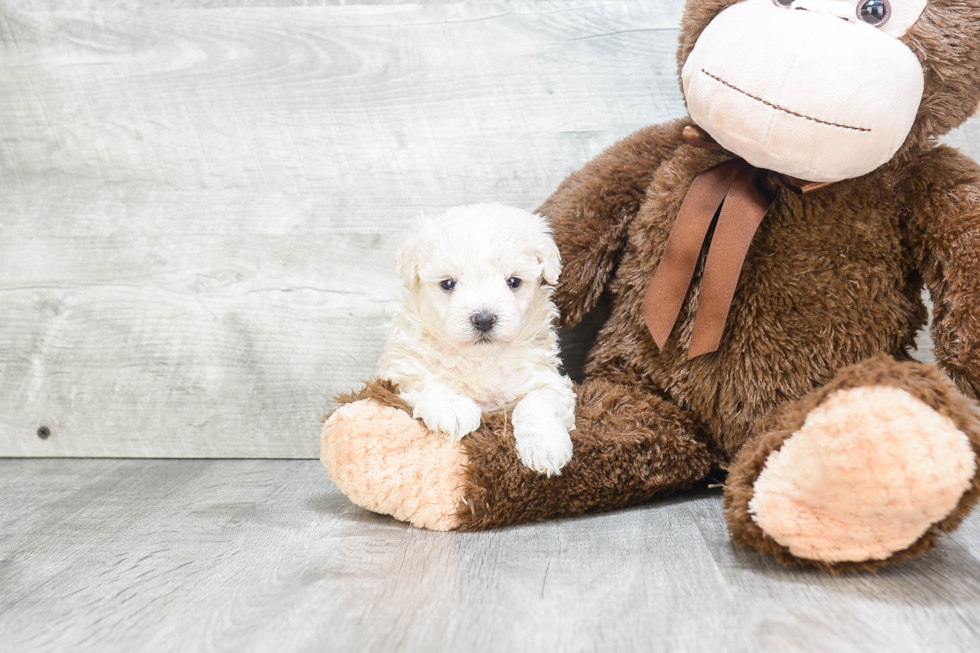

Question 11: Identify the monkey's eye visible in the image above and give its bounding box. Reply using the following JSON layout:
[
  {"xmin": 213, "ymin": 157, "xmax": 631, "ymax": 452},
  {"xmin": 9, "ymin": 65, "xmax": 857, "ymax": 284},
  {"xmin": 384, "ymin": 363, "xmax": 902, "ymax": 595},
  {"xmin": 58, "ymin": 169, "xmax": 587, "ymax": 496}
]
[
  {"xmin": 440, "ymin": 279, "xmax": 456, "ymax": 291},
  {"xmin": 857, "ymin": 0, "xmax": 890, "ymax": 27},
  {"xmin": 506, "ymin": 277, "xmax": 522, "ymax": 290},
  {"xmin": 772, "ymin": 0, "xmax": 794, "ymax": 7}
]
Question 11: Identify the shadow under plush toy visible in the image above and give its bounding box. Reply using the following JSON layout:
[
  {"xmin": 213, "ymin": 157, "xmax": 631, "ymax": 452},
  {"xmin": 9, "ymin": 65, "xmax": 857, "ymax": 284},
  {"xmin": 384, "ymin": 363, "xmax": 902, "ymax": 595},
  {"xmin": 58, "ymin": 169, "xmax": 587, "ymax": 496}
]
[{"xmin": 322, "ymin": 0, "xmax": 980, "ymax": 572}]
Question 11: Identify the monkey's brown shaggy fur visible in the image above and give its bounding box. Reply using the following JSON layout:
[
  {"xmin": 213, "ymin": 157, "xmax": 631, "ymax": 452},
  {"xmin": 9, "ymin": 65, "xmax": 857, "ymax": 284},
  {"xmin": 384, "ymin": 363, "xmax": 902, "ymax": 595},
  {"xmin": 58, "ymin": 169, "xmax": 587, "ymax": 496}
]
[{"xmin": 325, "ymin": 0, "xmax": 980, "ymax": 572}]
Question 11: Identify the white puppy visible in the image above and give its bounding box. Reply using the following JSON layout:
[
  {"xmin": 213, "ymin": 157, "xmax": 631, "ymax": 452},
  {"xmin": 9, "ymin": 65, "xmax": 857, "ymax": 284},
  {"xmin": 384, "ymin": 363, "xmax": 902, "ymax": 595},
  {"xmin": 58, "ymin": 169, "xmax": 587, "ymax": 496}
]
[{"xmin": 378, "ymin": 204, "xmax": 576, "ymax": 477}]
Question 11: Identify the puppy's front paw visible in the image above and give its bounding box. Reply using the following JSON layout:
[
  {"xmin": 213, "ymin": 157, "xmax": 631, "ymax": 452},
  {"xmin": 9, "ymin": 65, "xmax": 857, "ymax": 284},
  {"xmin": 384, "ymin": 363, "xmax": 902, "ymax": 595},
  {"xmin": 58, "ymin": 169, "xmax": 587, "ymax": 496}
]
[
  {"xmin": 513, "ymin": 416, "xmax": 573, "ymax": 477},
  {"xmin": 413, "ymin": 394, "xmax": 483, "ymax": 441}
]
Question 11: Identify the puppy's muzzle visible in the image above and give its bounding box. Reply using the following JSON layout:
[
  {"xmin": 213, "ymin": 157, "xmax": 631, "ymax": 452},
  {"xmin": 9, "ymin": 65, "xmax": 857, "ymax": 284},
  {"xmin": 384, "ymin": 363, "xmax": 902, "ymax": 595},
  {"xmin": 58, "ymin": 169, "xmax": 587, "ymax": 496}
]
[{"xmin": 471, "ymin": 312, "xmax": 497, "ymax": 334}]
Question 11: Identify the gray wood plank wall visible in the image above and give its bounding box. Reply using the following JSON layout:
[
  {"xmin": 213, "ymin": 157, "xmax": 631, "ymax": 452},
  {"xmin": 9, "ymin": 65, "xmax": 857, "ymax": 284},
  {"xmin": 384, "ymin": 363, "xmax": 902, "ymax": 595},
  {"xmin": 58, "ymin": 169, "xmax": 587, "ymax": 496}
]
[{"xmin": 1, "ymin": 0, "xmax": 978, "ymax": 457}]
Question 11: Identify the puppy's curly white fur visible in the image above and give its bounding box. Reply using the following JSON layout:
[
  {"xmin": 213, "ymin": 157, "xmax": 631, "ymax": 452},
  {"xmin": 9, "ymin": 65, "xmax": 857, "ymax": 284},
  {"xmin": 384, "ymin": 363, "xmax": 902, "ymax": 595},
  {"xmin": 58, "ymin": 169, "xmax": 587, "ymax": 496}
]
[{"xmin": 378, "ymin": 204, "xmax": 576, "ymax": 476}]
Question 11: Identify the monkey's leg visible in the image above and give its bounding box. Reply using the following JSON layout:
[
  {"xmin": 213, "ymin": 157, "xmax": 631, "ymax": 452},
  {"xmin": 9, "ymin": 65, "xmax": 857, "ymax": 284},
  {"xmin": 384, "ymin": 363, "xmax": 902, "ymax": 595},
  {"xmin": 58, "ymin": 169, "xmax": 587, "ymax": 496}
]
[
  {"xmin": 724, "ymin": 355, "xmax": 980, "ymax": 573},
  {"xmin": 321, "ymin": 377, "xmax": 720, "ymax": 531}
]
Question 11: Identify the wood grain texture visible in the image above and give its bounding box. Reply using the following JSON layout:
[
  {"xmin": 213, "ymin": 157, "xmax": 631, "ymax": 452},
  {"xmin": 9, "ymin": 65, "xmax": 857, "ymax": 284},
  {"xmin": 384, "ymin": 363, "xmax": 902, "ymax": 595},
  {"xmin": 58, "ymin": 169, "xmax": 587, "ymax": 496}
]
[
  {"xmin": 1, "ymin": 458, "xmax": 979, "ymax": 652},
  {"xmin": 0, "ymin": 0, "xmax": 974, "ymax": 456},
  {"xmin": 7, "ymin": 0, "xmax": 477, "ymax": 9},
  {"xmin": 0, "ymin": 0, "xmax": 689, "ymax": 457}
]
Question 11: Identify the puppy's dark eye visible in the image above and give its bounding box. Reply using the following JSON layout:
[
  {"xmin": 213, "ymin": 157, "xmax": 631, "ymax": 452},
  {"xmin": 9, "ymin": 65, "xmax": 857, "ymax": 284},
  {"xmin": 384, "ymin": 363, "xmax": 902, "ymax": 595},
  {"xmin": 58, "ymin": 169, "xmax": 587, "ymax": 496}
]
[
  {"xmin": 440, "ymin": 279, "xmax": 456, "ymax": 291},
  {"xmin": 506, "ymin": 277, "xmax": 522, "ymax": 289},
  {"xmin": 772, "ymin": 0, "xmax": 793, "ymax": 7},
  {"xmin": 857, "ymin": 0, "xmax": 890, "ymax": 27}
]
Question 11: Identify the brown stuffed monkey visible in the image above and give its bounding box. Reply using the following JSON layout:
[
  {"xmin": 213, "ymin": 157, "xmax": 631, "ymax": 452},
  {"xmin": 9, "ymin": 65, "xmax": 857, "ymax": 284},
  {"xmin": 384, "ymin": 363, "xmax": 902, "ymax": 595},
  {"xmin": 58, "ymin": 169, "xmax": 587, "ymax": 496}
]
[{"xmin": 322, "ymin": 0, "xmax": 980, "ymax": 573}]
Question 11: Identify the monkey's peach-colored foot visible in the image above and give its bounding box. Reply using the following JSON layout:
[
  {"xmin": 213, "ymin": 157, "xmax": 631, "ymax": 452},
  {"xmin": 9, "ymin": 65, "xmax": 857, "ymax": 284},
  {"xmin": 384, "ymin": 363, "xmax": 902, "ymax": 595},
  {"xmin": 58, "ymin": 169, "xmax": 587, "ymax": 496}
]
[
  {"xmin": 749, "ymin": 386, "xmax": 976, "ymax": 563},
  {"xmin": 321, "ymin": 400, "xmax": 467, "ymax": 531}
]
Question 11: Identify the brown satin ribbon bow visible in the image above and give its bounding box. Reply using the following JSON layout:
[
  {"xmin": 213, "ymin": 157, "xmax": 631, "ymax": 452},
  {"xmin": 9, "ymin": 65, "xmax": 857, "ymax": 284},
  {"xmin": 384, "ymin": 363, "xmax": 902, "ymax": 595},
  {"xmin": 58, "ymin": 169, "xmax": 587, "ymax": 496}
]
[{"xmin": 640, "ymin": 126, "xmax": 833, "ymax": 359}]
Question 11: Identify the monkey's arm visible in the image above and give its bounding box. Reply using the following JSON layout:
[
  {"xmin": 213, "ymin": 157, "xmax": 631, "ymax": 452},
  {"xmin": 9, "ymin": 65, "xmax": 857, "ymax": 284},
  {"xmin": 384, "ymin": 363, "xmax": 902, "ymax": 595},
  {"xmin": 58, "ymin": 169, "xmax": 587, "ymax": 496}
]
[
  {"xmin": 537, "ymin": 119, "xmax": 689, "ymax": 328},
  {"xmin": 905, "ymin": 146, "xmax": 980, "ymax": 400}
]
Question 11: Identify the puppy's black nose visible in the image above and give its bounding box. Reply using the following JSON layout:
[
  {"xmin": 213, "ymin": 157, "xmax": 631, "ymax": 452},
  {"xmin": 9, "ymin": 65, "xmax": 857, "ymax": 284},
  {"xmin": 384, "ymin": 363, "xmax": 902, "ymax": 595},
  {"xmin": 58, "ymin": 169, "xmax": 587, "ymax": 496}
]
[{"xmin": 471, "ymin": 312, "xmax": 496, "ymax": 333}]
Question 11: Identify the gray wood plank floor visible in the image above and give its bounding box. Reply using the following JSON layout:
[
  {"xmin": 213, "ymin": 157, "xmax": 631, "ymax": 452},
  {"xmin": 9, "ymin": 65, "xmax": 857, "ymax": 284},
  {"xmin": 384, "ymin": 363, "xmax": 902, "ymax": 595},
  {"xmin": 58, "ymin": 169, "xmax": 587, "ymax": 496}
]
[{"xmin": 1, "ymin": 459, "xmax": 979, "ymax": 653}]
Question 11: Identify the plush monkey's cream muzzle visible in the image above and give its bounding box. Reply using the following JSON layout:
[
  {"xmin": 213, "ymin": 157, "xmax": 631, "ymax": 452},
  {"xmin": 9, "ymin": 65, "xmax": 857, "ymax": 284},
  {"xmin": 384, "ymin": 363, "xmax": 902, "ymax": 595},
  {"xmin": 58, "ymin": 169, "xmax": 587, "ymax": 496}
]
[{"xmin": 682, "ymin": 0, "xmax": 925, "ymax": 182}]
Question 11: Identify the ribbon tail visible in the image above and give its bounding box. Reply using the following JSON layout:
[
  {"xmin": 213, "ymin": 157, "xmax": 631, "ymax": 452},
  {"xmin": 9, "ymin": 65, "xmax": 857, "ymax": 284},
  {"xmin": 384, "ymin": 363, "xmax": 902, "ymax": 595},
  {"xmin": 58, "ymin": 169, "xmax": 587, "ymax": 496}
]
[
  {"xmin": 642, "ymin": 159, "xmax": 744, "ymax": 350},
  {"xmin": 682, "ymin": 125, "xmax": 725, "ymax": 151},
  {"xmin": 688, "ymin": 167, "xmax": 778, "ymax": 359}
]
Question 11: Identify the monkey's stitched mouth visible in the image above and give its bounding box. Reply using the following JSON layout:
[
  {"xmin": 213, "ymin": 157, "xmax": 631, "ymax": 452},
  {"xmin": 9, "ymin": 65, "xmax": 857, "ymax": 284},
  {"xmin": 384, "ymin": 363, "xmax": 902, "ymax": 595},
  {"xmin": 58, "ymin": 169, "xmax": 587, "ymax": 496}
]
[{"xmin": 701, "ymin": 69, "xmax": 871, "ymax": 133}]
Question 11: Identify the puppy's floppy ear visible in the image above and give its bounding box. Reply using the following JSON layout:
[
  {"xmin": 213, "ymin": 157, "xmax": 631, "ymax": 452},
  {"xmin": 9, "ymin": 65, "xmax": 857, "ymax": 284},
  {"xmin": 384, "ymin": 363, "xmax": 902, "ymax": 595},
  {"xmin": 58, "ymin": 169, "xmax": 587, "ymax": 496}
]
[
  {"xmin": 394, "ymin": 239, "xmax": 420, "ymax": 288},
  {"xmin": 531, "ymin": 213, "xmax": 561, "ymax": 285},
  {"xmin": 394, "ymin": 216, "xmax": 433, "ymax": 288}
]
